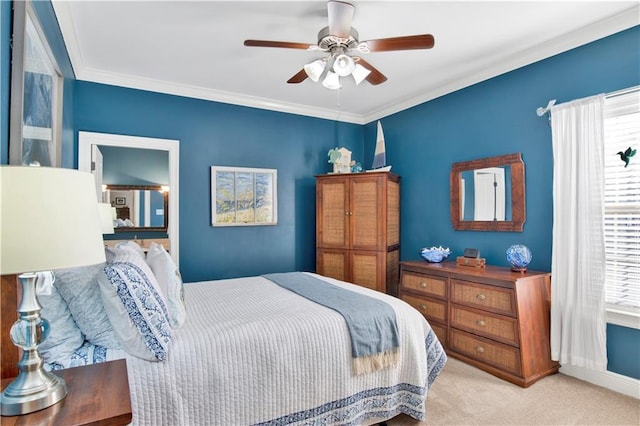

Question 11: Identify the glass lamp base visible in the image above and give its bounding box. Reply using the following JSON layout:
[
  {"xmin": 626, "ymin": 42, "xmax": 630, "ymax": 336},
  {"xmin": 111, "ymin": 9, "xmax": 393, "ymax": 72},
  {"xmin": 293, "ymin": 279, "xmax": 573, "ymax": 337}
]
[{"xmin": 1, "ymin": 369, "xmax": 67, "ymax": 416}]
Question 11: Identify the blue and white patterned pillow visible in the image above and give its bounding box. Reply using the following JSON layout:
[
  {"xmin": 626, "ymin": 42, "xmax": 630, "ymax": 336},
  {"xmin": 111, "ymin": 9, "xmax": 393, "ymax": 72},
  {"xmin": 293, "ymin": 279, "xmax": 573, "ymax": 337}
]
[
  {"xmin": 45, "ymin": 341, "xmax": 126, "ymax": 371},
  {"xmin": 98, "ymin": 252, "xmax": 172, "ymax": 361}
]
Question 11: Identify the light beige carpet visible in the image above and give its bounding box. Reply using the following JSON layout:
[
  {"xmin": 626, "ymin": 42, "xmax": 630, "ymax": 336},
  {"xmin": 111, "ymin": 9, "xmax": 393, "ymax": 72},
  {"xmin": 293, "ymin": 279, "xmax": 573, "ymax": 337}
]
[{"xmin": 388, "ymin": 357, "xmax": 640, "ymax": 426}]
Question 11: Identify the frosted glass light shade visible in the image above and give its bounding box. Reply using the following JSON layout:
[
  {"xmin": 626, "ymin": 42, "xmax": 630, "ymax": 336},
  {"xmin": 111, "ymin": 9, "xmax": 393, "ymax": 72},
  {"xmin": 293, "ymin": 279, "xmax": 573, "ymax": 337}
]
[
  {"xmin": 333, "ymin": 54, "xmax": 355, "ymax": 77},
  {"xmin": 352, "ymin": 64, "xmax": 372, "ymax": 85},
  {"xmin": 303, "ymin": 59, "xmax": 326, "ymax": 82},
  {"xmin": 322, "ymin": 71, "xmax": 341, "ymax": 90},
  {"xmin": 0, "ymin": 166, "xmax": 106, "ymax": 274},
  {"xmin": 98, "ymin": 203, "xmax": 115, "ymax": 234}
]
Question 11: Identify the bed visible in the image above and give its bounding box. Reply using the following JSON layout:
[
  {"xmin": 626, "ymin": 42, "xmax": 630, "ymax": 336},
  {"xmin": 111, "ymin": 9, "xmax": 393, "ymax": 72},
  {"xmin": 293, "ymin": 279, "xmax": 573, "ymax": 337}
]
[{"xmin": 1, "ymin": 241, "xmax": 447, "ymax": 425}]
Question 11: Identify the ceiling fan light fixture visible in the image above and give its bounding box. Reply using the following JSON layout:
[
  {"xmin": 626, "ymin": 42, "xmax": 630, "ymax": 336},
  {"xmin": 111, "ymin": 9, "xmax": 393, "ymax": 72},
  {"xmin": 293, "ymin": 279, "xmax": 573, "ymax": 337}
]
[
  {"xmin": 352, "ymin": 63, "xmax": 371, "ymax": 85},
  {"xmin": 322, "ymin": 71, "xmax": 341, "ymax": 90},
  {"xmin": 303, "ymin": 59, "xmax": 326, "ymax": 82},
  {"xmin": 333, "ymin": 54, "xmax": 355, "ymax": 77}
]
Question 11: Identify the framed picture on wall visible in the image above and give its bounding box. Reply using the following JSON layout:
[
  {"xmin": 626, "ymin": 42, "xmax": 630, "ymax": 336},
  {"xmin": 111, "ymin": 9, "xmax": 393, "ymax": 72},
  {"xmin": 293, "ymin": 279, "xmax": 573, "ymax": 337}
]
[
  {"xmin": 9, "ymin": 1, "xmax": 63, "ymax": 167},
  {"xmin": 211, "ymin": 166, "xmax": 278, "ymax": 226},
  {"xmin": 115, "ymin": 197, "xmax": 126, "ymax": 206}
]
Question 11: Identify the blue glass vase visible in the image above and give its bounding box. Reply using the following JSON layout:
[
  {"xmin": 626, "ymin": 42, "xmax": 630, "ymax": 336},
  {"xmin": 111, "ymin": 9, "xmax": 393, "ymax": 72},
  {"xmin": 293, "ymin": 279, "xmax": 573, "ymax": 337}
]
[{"xmin": 506, "ymin": 244, "xmax": 531, "ymax": 272}]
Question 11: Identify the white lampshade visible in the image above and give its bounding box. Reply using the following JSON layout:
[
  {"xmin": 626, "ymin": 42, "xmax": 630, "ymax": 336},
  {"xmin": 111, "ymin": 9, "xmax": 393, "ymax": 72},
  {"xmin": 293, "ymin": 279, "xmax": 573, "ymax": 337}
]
[
  {"xmin": 322, "ymin": 71, "xmax": 341, "ymax": 90},
  {"xmin": 352, "ymin": 64, "xmax": 372, "ymax": 85},
  {"xmin": 0, "ymin": 166, "xmax": 106, "ymax": 274},
  {"xmin": 98, "ymin": 203, "xmax": 115, "ymax": 234},
  {"xmin": 333, "ymin": 54, "xmax": 355, "ymax": 77},
  {"xmin": 303, "ymin": 59, "xmax": 326, "ymax": 82}
]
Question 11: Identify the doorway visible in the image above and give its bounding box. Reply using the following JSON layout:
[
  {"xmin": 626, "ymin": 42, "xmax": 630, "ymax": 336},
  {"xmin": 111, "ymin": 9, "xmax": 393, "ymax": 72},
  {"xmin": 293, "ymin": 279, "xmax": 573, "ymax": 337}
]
[{"xmin": 78, "ymin": 131, "xmax": 180, "ymax": 265}]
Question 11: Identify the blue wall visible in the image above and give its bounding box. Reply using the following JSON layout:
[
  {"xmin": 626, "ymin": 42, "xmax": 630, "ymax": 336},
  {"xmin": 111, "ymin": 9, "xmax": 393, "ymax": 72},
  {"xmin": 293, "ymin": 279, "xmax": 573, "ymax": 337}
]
[
  {"xmin": 363, "ymin": 26, "xmax": 640, "ymax": 379},
  {"xmin": 73, "ymin": 81, "xmax": 363, "ymax": 282}
]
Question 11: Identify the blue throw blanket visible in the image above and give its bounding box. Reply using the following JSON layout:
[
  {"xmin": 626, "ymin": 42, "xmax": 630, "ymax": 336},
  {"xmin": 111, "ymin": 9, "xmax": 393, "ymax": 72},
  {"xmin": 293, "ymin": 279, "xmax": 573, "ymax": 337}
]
[{"xmin": 262, "ymin": 272, "xmax": 400, "ymax": 374}]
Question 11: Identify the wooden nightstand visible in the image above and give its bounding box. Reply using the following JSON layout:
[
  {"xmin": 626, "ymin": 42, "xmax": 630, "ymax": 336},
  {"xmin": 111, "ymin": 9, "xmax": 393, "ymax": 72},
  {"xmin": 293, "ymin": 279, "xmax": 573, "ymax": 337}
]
[{"xmin": 1, "ymin": 359, "xmax": 132, "ymax": 426}]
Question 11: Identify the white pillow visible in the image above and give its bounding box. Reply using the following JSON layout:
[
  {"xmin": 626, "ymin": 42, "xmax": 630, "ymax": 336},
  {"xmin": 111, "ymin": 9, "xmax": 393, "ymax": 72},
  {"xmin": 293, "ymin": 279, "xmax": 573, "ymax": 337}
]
[
  {"xmin": 54, "ymin": 263, "xmax": 121, "ymax": 349},
  {"xmin": 98, "ymin": 250, "xmax": 172, "ymax": 361},
  {"xmin": 146, "ymin": 242, "xmax": 186, "ymax": 328},
  {"xmin": 107, "ymin": 241, "xmax": 146, "ymax": 261}
]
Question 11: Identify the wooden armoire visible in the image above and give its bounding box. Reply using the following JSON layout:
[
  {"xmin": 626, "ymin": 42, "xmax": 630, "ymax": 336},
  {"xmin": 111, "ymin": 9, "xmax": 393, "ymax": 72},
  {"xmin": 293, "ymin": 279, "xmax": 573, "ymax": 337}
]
[{"xmin": 315, "ymin": 171, "xmax": 400, "ymax": 295}]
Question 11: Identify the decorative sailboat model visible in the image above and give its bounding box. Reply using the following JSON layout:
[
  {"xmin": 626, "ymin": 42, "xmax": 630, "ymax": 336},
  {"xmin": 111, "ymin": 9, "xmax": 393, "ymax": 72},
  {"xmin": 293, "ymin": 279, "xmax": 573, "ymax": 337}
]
[{"xmin": 367, "ymin": 120, "xmax": 392, "ymax": 172}]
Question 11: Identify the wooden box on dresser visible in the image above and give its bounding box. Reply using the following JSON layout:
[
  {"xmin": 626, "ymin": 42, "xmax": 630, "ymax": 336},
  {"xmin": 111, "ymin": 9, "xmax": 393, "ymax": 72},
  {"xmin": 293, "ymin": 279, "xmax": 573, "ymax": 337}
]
[
  {"xmin": 399, "ymin": 260, "xmax": 559, "ymax": 387},
  {"xmin": 316, "ymin": 172, "xmax": 400, "ymax": 295}
]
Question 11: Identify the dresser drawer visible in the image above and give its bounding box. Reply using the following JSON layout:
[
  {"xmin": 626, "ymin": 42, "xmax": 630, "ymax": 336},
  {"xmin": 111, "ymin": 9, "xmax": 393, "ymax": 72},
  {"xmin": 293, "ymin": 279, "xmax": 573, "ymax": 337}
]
[
  {"xmin": 451, "ymin": 305, "xmax": 519, "ymax": 346},
  {"xmin": 400, "ymin": 272, "xmax": 447, "ymax": 298},
  {"xmin": 400, "ymin": 294, "xmax": 447, "ymax": 323},
  {"xmin": 450, "ymin": 329, "xmax": 522, "ymax": 376},
  {"xmin": 451, "ymin": 279, "xmax": 516, "ymax": 316}
]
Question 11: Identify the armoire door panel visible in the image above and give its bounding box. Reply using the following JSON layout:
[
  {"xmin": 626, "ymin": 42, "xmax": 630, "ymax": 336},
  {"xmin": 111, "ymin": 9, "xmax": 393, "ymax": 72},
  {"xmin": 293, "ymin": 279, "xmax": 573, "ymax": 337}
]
[
  {"xmin": 351, "ymin": 251, "xmax": 382, "ymax": 291},
  {"xmin": 350, "ymin": 177, "xmax": 382, "ymax": 250},
  {"xmin": 317, "ymin": 179, "xmax": 349, "ymax": 248},
  {"xmin": 316, "ymin": 249, "xmax": 349, "ymax": 282}
]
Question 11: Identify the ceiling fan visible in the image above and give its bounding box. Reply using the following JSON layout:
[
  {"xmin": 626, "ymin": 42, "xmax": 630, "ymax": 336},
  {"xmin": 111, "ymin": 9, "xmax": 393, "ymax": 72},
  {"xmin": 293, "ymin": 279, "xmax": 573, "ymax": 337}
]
[{"xmin": 244, "ymin": 1, "xmax": 435, "ymax": 89}]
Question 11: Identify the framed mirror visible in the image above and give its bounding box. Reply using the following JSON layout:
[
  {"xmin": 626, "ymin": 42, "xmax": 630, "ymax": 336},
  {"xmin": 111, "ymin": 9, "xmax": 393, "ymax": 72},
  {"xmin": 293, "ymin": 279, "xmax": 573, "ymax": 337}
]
[
  {"xmin": 107, "ymin": 185, "xmax": 169, "ymax": 232},
  {"xmin": 450, "ymin": 152, "xmax": 525, "ymax": 231}
]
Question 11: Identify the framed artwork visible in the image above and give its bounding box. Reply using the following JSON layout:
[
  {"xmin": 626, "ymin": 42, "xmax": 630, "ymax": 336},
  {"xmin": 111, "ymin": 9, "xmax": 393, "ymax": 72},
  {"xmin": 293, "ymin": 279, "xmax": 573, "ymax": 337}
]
[
  {"xmin": 115, "ymin": 197, "xmax": 126, "ymax": 206},
  {"xmin": 211, "ymin": 166, "xmax": 278, "ymax": 226},
  {"xmin": 9, "ymin": 1, "xmax": 63, "ymax": 167}
]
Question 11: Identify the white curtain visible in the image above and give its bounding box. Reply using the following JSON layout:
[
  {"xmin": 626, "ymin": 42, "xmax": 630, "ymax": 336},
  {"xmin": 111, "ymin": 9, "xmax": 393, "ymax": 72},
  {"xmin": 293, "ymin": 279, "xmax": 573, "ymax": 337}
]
[{"xmin": 550, "ymin": 94, "xmax": 607, "ymax": 371}]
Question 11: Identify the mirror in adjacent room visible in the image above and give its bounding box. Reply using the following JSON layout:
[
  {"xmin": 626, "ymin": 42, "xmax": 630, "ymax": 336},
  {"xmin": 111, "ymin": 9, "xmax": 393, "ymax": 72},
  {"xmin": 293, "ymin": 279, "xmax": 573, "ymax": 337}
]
[
  {"xmin": 107, "ymin": 184, "xmax": 169, "ymax": 232},
  {"xmin": 78, "ymin": 132, "xmax": 180, "ymax": 264},
  {"xmin": 450, "ymin": 152, "xmax": 525, "ymax": 231}
]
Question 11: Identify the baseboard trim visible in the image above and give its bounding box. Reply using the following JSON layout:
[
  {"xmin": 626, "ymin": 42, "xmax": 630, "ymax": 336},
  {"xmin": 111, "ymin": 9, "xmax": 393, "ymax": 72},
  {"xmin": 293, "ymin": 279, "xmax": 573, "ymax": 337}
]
[{"xmin": 560, "ymin": 365, "xmax": 639, "ymax": 399}]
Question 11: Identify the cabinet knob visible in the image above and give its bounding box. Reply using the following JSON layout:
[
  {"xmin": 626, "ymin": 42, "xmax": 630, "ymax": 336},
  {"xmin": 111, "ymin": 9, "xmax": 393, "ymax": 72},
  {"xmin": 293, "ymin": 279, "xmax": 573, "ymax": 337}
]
[
  {"xmin": 419, "ymin": 304, "xmax": 427, "ymax": 311},
  {"xmin": 476, "ymin": 319, "xmax": 486, "ymax": 327},
  {"xmin": 475, "ymin": 346, "xmax": 485, "ymax": 354},
  {"xmin": 476, "ymin": 293, "xmax": 487, "ymax": 301},
  {"xmin": 420, "ymin": 282, "xmax": 427, "ymax": 288}
]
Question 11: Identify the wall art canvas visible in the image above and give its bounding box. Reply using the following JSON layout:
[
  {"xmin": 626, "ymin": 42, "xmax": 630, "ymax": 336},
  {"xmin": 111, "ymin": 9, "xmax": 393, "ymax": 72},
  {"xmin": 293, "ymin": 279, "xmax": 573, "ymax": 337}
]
[{"xmin": 211, "ymin": 166, "xmax": 277, "ymax": 226}]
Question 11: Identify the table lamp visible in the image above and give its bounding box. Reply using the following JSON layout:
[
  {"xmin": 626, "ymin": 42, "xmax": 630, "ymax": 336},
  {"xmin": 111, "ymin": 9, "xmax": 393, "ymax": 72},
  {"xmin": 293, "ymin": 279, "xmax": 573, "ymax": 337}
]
[
  {"xmin": 98, "ymin": 203, "xmax": 115, "ymax": 234},
  {"xmin": 0, "ymin": 166, "xmax": 106, "ymax": 415}
]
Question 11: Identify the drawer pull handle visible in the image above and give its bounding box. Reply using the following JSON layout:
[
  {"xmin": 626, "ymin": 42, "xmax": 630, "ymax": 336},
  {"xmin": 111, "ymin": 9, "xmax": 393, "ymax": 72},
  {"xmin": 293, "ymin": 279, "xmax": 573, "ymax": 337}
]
[
  {"xmin": 420, "ymin": 282, "xmax": 427, "ymax": 288},
  {"xmin": 475, "ymin": 346, "xmax": 485, "ymax": 354},
  {"xmin": 476, "ymin": 319, "xmax": 486, "ymax": 327},
  {"xmin": 476, "ymin": 293, "xmax": 487, "ymax": 301},
  {"xmin": 419, "ymin": 304, "xmax": 427, "ymax": 311}
]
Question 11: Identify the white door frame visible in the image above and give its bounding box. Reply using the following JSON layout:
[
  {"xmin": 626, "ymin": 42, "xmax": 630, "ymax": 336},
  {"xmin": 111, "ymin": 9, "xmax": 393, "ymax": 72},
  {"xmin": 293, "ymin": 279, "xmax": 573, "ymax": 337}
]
[{"xmin": 78, "ymin": 131, "xmax": 180, "ymax": 266}]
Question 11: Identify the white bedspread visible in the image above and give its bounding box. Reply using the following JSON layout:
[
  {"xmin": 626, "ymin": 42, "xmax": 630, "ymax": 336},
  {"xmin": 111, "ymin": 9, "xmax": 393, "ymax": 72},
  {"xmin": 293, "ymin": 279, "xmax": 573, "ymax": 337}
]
[{"xmin": 124, "ymin": 273, "xmax": 446, "ymax": 425}]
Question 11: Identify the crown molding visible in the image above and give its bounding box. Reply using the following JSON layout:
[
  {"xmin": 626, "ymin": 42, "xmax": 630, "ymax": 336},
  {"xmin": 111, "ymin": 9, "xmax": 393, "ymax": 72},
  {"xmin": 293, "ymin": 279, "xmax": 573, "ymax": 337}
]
[
  {"xmin": 53, "ymin": 2, "xmax": 638, "ymax": 126},
  {"xmin": 362, "ymin": 5, "xmax": 640, "ymax": 124},
  {"xmin": 76, "ymin": 67, "xmax": 365, "ymax": 124}
]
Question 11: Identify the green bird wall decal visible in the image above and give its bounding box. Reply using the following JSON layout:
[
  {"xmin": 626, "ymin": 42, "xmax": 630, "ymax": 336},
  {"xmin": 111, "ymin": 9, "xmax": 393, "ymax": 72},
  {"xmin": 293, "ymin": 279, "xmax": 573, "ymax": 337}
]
[{"xmin": 616, "ymin": 146, "xmax": 636, "ymax": 167}]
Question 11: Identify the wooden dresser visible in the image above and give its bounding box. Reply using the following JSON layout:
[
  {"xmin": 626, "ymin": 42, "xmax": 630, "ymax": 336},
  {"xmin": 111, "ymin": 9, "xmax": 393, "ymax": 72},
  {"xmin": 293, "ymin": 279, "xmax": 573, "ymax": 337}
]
[
  {"xmin": 316, "ymin": 172, "xmax": 400, "ymax": 295},
  {"xmin": 399, "ymin": 260, "xmax": 558, "ymax": 387}
]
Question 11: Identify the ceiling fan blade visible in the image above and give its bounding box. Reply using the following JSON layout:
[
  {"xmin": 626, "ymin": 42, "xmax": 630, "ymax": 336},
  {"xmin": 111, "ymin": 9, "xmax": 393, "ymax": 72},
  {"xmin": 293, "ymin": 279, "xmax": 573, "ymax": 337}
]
[
  {"xmin": 327, "ymin": 1, "xmax": 354, "ymax": 38},
  {"xmin": 359, "ymin": 34, "xmax": 435, "ymax": 52},
  {"xmin": 287, "ymin": 69, "xmax": 308, "ymax": 84},
  {"xmin": 244, "ymin": 40, "xmax": 316, "ymax": 50},
  {"xmin": 354, "ymin": 57, "xmax": 387, "ymax": 85}
]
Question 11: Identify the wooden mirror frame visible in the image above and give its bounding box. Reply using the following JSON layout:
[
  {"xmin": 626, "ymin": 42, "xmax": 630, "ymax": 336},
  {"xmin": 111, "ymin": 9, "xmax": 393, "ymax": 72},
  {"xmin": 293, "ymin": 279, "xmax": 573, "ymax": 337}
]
[
  {"xmin": 450, "ymin": 152, "xmax": 526, "ymax": 231},
  {"xmin": 107, "ymin": 184, "xmax": 169, "ymax": 233}
]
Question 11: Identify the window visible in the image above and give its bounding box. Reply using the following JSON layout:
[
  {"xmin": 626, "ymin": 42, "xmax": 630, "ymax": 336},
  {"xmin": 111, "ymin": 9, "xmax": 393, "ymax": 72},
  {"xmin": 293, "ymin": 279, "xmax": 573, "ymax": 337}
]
[{"xmin": 603, "ymin": 88, "xmax": 640, "ymax": 321}]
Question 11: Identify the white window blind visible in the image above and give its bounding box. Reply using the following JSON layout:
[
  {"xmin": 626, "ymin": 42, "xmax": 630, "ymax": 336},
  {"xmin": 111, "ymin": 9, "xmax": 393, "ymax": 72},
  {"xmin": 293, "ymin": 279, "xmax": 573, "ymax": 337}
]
[{"xmin": 603, "ymin": 88, "xmax": 640, "ymax": 313}]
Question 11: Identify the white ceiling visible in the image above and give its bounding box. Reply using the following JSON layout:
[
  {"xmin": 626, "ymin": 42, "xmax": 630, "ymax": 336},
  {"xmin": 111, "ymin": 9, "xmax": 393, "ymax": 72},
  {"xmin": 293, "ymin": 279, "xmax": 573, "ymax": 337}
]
[{"xmin": 52, "ymin": 1, "xmax": 639, "ymax": 124}]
